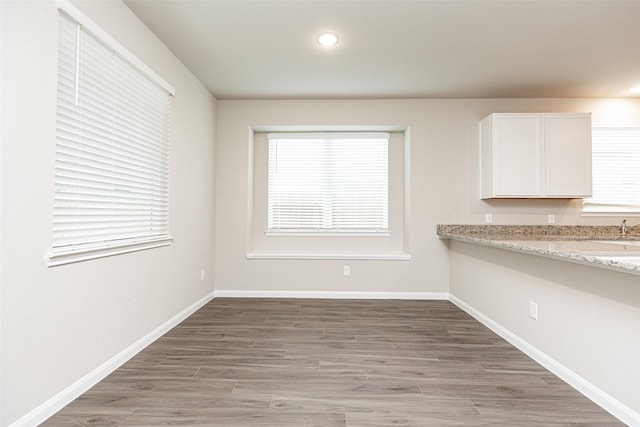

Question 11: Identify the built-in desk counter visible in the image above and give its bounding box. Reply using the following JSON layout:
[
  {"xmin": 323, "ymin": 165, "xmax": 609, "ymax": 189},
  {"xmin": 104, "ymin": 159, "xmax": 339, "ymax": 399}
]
[{"xmin": 437, "ymin": 225, "xmax": 640, "ymax": 276}]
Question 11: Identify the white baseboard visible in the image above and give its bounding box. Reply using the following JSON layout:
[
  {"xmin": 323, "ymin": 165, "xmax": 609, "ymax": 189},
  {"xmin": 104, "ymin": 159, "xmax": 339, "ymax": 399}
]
[
  {"xmin": 10, "ymin": 290, "xmax": 216, "ymax": 427},
  {"xmin": 449, "ymin": 294, "xmax": 640, "ymax": 427},
  {"xmin": 214, "ymin": 290, "xmax": 449, "ymax": 300}
]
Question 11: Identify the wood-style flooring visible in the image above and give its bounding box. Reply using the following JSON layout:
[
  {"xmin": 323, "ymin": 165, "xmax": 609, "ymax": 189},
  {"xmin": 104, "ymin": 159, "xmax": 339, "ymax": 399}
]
[{"xmin": 42, "ymin": 298, "xmax": 625, "ymax": 426}]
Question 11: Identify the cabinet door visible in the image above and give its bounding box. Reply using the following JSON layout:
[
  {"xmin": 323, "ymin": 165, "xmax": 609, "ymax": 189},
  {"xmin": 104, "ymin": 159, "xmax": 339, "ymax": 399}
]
[
  {"xmin": 493, "ymin": 115, "xmax": 543, "ymax": 197},
  {"xmin": 544, "ymin": 114, "xmax": 592, "ymax": 197}
]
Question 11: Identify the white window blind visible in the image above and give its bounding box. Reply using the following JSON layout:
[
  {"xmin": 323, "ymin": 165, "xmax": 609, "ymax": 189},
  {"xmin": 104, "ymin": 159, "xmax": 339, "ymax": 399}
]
[
  {"xmin": 49, "ymin": 9, "xmax": 174, "ymax": 266},
  {"xmin": 583, "ymin": 127, "xmax": 640, "ymax": 214},
  {"xmin": 267, "ymin": 133, "xmax": 389, "ymax": 233}
]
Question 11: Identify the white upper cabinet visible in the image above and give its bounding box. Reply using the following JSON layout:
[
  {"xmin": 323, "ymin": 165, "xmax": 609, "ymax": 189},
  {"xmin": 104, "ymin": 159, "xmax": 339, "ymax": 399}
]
[
  {"xmin": 543, "ymin": 114, "xmax": 592, "ymax": 197},
  {"xmin": 480, "ymin": 113, "xmax": 592, "ymax": 199}
]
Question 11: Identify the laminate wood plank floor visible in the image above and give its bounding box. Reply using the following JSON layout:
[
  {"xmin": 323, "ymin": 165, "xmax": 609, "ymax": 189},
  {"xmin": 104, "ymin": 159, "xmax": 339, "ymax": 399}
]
[{"xmin": 41, "ymin": 298, "xmax": 625, "ymax": 426}]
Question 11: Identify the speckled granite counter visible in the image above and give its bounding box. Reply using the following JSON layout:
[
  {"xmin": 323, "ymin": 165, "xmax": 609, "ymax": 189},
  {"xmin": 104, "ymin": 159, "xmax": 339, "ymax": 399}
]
[{"xmin": 437, "ymin": 225, "xmax": 640, "ymax": 275}]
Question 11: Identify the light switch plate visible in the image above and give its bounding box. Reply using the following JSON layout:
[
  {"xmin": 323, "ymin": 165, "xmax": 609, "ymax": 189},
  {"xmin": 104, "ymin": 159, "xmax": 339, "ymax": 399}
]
[{"xmin": 529, "ymin": 301, "xmax": 538, "ymax": 320}]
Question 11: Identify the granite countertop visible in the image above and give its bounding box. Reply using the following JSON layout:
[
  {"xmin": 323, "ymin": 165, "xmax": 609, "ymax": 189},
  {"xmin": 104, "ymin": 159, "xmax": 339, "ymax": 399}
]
[{"xmin": 437, "ymin": 225, "xmax": 640, "ymax": 275}]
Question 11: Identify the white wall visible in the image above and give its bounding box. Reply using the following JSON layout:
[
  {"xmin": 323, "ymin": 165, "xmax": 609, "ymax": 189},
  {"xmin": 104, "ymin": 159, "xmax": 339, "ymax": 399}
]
[
  {"xmin": 214, "ymin": 98, "xmax": 640, "ymax": 295},
  {"xmin": 448, "ymin": 240, "xmax": 640, "ymax": 422},
  {"xmin": 0, "ymin": 1, "xmax": 217, "ymax": 425},
  {"xmin": 216, "ymin": 100, "xmax": 445, "ymax": 295}
]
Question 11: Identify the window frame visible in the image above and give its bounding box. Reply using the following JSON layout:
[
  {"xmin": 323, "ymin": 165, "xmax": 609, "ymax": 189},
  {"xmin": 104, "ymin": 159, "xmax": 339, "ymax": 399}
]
[
  {"xmin": 266, "ymin": 132, "xmax": 390, "ymax": 236},
  {"xmin": 583, "ymin": 126, "xmax": 640, "ymax": 216},
  {"xmin": 246, "ymin": 126, "xmax": 411, "ymax": 261},
  {"xmin": 48, "ymin": 1, "xmax": 175, "ymax": 266}
]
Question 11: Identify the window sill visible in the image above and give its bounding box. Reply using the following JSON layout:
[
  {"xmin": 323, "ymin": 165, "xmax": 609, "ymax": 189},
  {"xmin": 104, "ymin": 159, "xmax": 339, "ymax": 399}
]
[
  {"xmin": 246, "ymin": 251, "xmax": 410, "ymax": 260},
  {"xmin": 47, "ymin": 236, "xmax": 173, "ymax": 267},
  {"xmin": 582, "ymin": 210, "xmax": 640, "ymax": 217},
  {"xmin": 265, "ymin": 230, "xmax": 391, "ymax": 237}
]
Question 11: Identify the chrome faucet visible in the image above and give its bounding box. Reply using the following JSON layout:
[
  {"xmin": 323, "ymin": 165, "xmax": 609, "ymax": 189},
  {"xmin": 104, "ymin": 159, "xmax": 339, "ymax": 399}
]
[{"xmin": 621, "ymin": 219, "xmax": 639, "ymax": 237}]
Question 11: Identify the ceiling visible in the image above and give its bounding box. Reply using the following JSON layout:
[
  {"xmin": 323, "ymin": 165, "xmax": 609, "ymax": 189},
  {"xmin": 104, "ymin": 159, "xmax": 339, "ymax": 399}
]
[{"xmin": 123, "ymin": 0, "xmax": 640, "ymax": 100}]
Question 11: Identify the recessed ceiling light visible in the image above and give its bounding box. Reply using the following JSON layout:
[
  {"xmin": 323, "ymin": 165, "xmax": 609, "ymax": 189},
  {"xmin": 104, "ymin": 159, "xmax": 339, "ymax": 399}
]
[
  {"xmin": 629, "ymin": 85, "xmax": 640, "ymax": 95},
  {"xmin": 316, "ymin": 32, "xmax": 339, "ymax": 48}
]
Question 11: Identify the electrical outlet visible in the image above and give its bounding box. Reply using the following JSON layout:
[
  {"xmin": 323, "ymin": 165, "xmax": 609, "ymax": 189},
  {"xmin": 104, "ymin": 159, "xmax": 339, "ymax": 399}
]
[
  {"xmin": 200, "ymin": 269, "xmax": 206, "ymax": 281},
  {"xmin": 485, "ymin": 213, "xmax": 493, "ymax": 223},
  {"xmin": 548, "ymin": 214, "xmax": 555, "ymax": 224},
  {"xmin": 529, "ymin": 301, "xmax": 538, "ymax": 320},
  {"xmin": 343, "ymin": 265, "xmax": 351, "ymax": 276}
]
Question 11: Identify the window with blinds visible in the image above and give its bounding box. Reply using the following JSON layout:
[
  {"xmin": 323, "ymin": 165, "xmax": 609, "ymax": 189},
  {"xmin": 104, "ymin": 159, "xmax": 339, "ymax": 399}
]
[
  {"xmin": 583, "ymin": 127, "xmax": 640, "ymax": 214},
  {"xmin": 267, "ymin": 133, "xmax": 389, "ymax": 233},
  {"xmin": 48, "ymin": 7, "xmax": 174, "ymax": 266}
]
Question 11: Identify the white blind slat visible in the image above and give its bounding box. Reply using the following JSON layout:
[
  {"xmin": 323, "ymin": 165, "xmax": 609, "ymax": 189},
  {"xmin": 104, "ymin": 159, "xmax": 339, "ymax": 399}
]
[
  {"xmin": 52, "ymin": 12, "xmax": 172, "ymax": 254},
  {"xmin": 584, "ymin": 127, "xmax": 640, "ymax": 213},
  {"xmin": 267, "ymin": 133, "xmax": 389, "ymax": 232}
]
